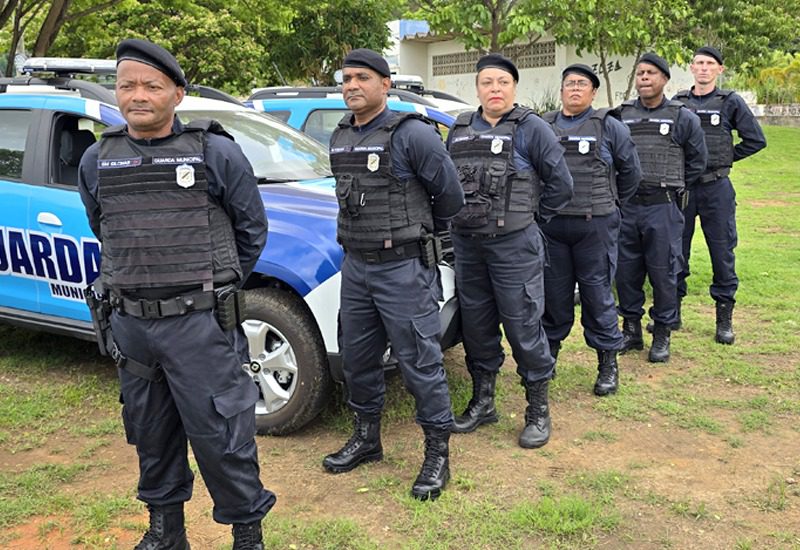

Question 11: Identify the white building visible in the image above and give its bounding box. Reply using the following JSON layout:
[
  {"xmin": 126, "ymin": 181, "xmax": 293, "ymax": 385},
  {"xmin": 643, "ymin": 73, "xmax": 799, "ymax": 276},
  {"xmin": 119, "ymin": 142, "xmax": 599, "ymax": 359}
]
[{"xmin": 388, "ymin": 20, "xmax": 694, "ymax": 109}]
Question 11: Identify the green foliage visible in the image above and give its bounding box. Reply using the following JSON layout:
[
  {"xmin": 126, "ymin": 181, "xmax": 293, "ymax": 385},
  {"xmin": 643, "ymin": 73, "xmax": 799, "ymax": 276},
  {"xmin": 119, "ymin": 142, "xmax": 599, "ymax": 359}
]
[
  {"xmin": 49, "ymin": 0, "xmax": 276, "ymax": 95},
  {"xmin": 408, "ymin": 0, "xmax": 549, "ymax": 52},
  {"xmin": 269, "ymin": 0, "xmax": 397, "ymax": 85},
  {"xmin": 728, "ymin": 52, "xmax": 800, "ymax": 104},
  {"xmin": 549, "ymin": 0, "xmax": 691, "ymax": 105},
  {"xmin": 683, "ymin": 0, "xmax": 800, "ymax": 73}
]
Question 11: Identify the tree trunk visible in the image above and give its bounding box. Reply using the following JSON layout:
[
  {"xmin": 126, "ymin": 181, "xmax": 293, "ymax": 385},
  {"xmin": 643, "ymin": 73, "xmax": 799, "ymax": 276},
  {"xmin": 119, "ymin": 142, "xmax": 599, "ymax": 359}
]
[
  {"xmin": 598, "ymin": 49, "xmax": 614, "ymax": 107},
  {"xmin": 0, "ymin": 0, "xmax": 20, "ymax": 31},
  {"xmin": 32, "ymin": 0, "xmax": 71, "ymax": 56},
  {"xmin": 623, "ymin": 47, "xmax": 643, "ymax": 102}
]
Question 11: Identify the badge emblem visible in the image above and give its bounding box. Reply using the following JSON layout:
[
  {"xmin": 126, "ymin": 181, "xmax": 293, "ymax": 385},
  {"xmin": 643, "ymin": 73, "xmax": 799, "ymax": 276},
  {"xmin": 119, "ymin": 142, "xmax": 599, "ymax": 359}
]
[
  {"xmin": 175, "ymin": 163, "xmax": 195, "ymax": 188},
  {"xmin": 578, "ymin": 140, "xmax": 590, "ymax": 155},
  {"xmin": 659, "ymin": 123, "xmax": 670, "ymax": 136},
  {"xmin": 367, "ymin": 153, "xmax": 380, "ymax": 172},
  {"xmin": 491, "ymin": 137, "xmax": 503, "ymax": 155},
  {"xmin": 710, "ymin": 113, "xmax": 720, "ymax": 126}
]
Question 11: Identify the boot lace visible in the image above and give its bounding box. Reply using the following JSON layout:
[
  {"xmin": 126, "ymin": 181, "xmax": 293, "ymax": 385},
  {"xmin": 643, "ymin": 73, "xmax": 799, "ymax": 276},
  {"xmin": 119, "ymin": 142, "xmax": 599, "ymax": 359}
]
[
  {"xmin": 232, "ymin": 523, "xmax": 260, "ymax": 550},
  {"xmin": 134, "ymin": 512, "xmax": 163, "ymax": 549},
  {"xmin": 525, "ymin": 382, "xmax": 548, "ymax": 425},
  {"xmin": 418, "ymin": 438, "xmax": 443, "ymax": 479}
]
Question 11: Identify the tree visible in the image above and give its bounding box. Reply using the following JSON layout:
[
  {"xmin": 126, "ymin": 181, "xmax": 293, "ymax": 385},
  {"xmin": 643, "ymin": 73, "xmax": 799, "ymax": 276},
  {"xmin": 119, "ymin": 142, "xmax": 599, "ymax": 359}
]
[
  {"xmin": 408, "ymin": 0, "xmax": 550, "ymax": 53},
  {"xmin": 0, "ymin": 0, "xmax": 123, "ymax": 75},
  {"xmin": 549, "ymin": 0, "xmax": 691, "ymax": 105},
  {"xmin": 51, "ymin": 0, "xmax": 278, "ymax": 94},
  {"xmin": 270, "ymin": 0, "xmax": 398, "ymax": 85},
  {"xmin": 683, "ymin": 0, "xmax": 800, "ymax": 74}
]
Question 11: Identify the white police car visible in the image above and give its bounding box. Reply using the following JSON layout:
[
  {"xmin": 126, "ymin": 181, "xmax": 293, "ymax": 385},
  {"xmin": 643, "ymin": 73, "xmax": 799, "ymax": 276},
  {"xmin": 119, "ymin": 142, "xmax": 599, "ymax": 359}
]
[{"xmin": 0, "ymin": 59, "xmax": 460, "ymax": 435}]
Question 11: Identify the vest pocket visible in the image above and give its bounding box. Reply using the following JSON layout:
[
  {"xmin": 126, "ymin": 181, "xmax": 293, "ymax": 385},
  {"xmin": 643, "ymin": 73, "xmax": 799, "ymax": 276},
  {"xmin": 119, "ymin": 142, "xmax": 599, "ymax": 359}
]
[{"xmin": 335, "ymin": 174, "xmax": 358, "ymax": 216}]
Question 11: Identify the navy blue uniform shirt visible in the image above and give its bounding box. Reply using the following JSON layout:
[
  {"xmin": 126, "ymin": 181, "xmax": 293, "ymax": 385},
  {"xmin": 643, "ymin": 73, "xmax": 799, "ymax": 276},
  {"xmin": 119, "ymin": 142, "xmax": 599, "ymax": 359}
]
[
  {"xmin": 345, "ymin": 108, "xmax": 464, "ymax": 230},
  {"xmin": 448, "ymin": 106, "xmax": 574, "ymax": 222},
  {"xmin": 673, "ymin": 87, "xmax": 766, "ymax": 161},
  {"xmin": 550, "ymin": 107, "xmax": 642, "ymax": 207},
  {"xmin": 78, "ymin": 117, "xmax": 268, "ymax": 281}
]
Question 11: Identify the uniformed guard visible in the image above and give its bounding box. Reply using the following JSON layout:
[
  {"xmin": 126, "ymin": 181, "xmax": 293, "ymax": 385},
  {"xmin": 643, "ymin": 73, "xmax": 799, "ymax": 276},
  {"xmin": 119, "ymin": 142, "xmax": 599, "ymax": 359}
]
[
  {"xmin": 321, "ymin": 49, "xmax": 464, "ymax": 501},
  {"xmin": 614, "ymin": 53, "xmax": 707, "ymax": 363},
  {"xmin": 447, "ymin": 53, "xmax": 573, "ymax": 448},
  {"xmin": 78, "ymin": 39, "xmax": 275, "ymax": 550},
  {"xmin": 672, "ymin": 46, "xmax": 766, "ymax": 344},
  {"xmin": 541, "ymin": 64, "xmax": 641, "ymax": 395}
]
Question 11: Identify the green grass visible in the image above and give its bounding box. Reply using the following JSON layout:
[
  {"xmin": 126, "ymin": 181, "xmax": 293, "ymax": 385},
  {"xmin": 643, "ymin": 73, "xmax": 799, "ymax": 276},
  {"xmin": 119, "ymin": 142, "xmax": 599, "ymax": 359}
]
[{"xmin": 0, "ymin": 125, "xmax": 799, "ymax": 548}]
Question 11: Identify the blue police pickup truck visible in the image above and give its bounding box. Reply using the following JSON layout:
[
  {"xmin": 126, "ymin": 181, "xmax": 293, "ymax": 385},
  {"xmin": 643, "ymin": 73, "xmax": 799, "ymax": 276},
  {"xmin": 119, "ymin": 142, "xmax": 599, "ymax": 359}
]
[{"xmin": 0, "ymin": 59, "xmax": 460, "ymax": 435}]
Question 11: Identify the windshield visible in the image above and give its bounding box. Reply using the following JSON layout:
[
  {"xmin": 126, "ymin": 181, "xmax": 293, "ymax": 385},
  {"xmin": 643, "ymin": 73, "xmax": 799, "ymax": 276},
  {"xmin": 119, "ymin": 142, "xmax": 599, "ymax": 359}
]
[{"xmin": 177, "ymin": 108, "xmax": 332, "ymax": 181}]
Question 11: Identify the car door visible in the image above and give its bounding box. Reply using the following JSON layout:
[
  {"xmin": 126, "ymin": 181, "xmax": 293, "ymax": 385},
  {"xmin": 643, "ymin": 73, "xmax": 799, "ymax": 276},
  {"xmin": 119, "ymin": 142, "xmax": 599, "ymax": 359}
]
[
  {"xmin": 29, "ymin": 104, "xmax": 114, "ymax": 322},
  {"xmin": 0, "ymin": 107, "xmax": 39, "ymax": 314}
]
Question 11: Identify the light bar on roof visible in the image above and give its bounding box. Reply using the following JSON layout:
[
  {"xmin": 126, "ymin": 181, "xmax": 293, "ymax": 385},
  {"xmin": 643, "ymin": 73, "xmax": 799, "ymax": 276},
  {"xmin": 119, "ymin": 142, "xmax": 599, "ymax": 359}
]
[{"xmin": 22, "ymin": 57, "xmax": 117, "ymax": 75}]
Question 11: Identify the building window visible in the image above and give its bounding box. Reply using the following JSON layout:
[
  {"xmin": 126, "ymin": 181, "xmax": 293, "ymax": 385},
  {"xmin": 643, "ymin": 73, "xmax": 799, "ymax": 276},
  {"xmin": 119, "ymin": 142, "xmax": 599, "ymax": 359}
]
[{"xmin": 432, "ymin": 41, "xmax": 555, "ymax": 76}]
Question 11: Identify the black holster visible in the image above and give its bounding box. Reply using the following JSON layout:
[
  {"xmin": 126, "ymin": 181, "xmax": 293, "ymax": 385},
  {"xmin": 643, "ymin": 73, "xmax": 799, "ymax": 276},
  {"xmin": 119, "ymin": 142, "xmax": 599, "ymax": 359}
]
[
  {"xmin": 215, "ymin": 285, "xmax": 246, "ymax": 331},
  {"xmin": 676, "ymin": 188, "xmax": 690, "ymax": 210},
  {"xmin": 85, "ymin": 283, "xmax": 112, "ymax": 357},
  {"xmin": 420, "ymin": 234, "xmax": 443, "ymax": 269}
]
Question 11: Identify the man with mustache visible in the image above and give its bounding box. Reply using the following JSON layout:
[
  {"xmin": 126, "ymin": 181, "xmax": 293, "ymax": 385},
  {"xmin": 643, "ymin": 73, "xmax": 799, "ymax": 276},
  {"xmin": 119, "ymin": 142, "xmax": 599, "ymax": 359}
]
[
  {"xmin": 78, "ymin": 38, "xmax": 274, "ymax": 549},
  {"xmin": 322, "ymin": 48, "xmax": 464, "ymax": 501},
  {"xmin": 615, "ymin": 53, "xmax": 707, "ymax": 363}
]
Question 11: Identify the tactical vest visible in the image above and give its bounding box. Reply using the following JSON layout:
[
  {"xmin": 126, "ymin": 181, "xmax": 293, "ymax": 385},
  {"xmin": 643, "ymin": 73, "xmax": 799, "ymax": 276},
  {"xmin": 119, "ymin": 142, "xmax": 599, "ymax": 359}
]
[
  {"xmin": 97, "ymin": 121, "xmax": 241, "ymax": 294},
  {"xmin": 619, "ymin": 100, "xmax": 686, "ymax": 191},
  {"xmin": 330, "ymin": 112, "xmax": 434, "ymax": 251},
  {"xmin": 542, "ymin": 108, "xmax": 617, "ymax": 216},
  {"xmin": 448, "ymin": 106, "xmax": 541, "ymax": 235},
  {"xmin": 674, "ymin": 89, "xmax": 734, "ymax": 171}
]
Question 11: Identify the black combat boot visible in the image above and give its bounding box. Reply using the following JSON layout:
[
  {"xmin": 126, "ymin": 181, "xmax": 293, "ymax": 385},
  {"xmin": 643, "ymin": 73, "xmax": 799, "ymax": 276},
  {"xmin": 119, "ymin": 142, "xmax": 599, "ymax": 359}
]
[
  {"xmin": 452, "ymin": 369, "xmax": 498, "ymax": 433},
  {"xmin": 648, "ymin": 323, "xmax": 671, "ymax": 363},
  {"xmin": 548, "ymin": 340, "xmax": 561, "ymax": 380},
  {"xmin": 518, "ymin": 379, "xmax": 551, "ymax": 449},
  {"xmin": 134, "ymin": 504, "xmax": 190, "ymax": 550},
  {"xmin": 715, "ymin": 301, "xmax": 735, "ymax": 345},
  {"xmin": 232, "ymin": 521, "xmax": 263, "ymax": 550},
  {"xmin": 593, "ymin": 350, "xmax": 619, "ymax": 396},
  {"xmin": 411, "ymin": 426, "xmax": 450, "ymax": 501},
  {"xmin": 620, "ymin": 317, "xmax": 644, "ymax": 354},
  {"xmin": 322, "ymin": 413, "xmax": 382, "ymax": 473}
]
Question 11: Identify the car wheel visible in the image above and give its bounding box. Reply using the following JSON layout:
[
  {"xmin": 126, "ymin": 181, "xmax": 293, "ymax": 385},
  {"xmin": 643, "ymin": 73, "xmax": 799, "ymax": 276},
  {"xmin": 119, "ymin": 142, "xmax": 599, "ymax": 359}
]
[{"xmin": 242, "ymin": 287, "xmax": 332, "ymax": 435}]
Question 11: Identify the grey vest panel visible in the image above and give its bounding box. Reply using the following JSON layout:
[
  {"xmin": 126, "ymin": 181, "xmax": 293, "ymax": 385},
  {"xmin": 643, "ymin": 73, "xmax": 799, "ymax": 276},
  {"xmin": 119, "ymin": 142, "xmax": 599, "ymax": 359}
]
[
  {"xmin": 674, "ymin": 89, "xmax": 734, "ymax": 170},
  {"xmin": 619, "ymin": 100, "xmax": 685, "ymax": 190},
  {"xmin": 97, "ymin": 126, "xmax": 241, "ymax": 292},
  {"xmin": 330, "ymin": 112, "xmax": 434, "ymax": 251},
  {"xmin": 448, "ymin": 106, "xmax": 541, "ymax": 235},
  {"xmin": 543, "ymin": 109, "xmax": 616, "ymax": 216}
]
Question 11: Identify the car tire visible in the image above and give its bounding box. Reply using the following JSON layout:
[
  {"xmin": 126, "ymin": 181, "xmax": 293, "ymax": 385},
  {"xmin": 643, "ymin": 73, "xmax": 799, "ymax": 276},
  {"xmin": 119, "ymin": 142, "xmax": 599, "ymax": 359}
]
[{"xmin": 242, "ymin": 287, "xmax": 332, "ymax": 435}]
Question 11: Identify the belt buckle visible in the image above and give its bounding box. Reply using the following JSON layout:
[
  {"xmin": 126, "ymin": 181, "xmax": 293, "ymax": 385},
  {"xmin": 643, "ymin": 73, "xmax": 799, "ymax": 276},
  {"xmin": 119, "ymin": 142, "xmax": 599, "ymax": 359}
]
[
  {"xmin": 141, "ymin": 300, "xmax": 161, "ymax": 318},
  {"xmin": 363, "ymin": 251, "xmax": 381, "ymax": 264}
]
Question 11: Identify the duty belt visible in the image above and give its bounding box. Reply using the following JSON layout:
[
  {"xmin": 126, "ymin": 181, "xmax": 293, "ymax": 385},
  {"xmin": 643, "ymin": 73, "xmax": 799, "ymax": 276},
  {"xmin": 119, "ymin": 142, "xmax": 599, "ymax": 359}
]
[
  {"xmin": 697, "ymin": 167, "xmax": 731, "ymax": 184},
  {"xmin": 347, "ymin": 241, "xmax": 423, "ymax": 264},
  {"xmin": 631, "ymin": 190, "xmax": 679, "ymax": 206},
  {"xmin": 112, "ymin": 291, "xmax": 215, "ymax": 319}
]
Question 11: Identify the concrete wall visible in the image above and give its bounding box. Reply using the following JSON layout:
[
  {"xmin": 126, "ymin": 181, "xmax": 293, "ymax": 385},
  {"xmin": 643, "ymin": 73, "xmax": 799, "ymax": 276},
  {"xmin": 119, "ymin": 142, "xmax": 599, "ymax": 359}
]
[
  {"xmin": 752, "ymin": 104, "xmax": 800, "ymax": 127},
  {"xmin": 398, "ymin": 35, "xmax": 695, "ymax": 109}
]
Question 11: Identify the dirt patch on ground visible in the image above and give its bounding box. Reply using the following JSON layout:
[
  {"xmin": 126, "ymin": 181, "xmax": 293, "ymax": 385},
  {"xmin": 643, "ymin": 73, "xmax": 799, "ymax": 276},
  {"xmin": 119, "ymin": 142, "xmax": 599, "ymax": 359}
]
[{"xmin": 3, "ymin": 345, "xmax": 800, "ymax": 549}]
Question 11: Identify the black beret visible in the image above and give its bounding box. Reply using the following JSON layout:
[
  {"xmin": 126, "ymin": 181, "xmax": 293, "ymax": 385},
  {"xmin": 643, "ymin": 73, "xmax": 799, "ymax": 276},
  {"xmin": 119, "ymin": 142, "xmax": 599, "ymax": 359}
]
[
  {"xmin": 694, "ymin": 46, "xmax": 723, "ymax": 65},
  {"xmin": 562, "ymin": 63, "xmax": 600, "ymax": 89},
  {"xmin": 343, "ymin": 48, "xmax": 391, "ymax": 78},
  {"xmin": 116, "ymin": 38, "xmax": 187, "ymax": 87},
  {"xmin": 638, "ymin": 52, "xmax": 670, "ymax": 79},
  {"xmin": 476, "ymin": 53, "xmax": 519, "ymax": 82}
]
